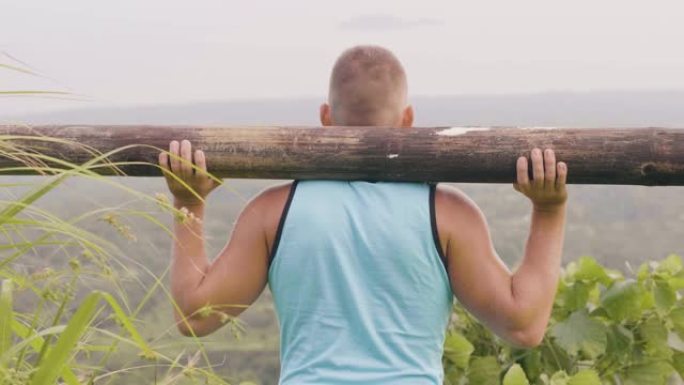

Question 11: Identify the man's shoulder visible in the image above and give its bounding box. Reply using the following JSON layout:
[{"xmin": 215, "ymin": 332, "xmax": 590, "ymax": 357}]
[
  {"xmin": 435, "ymin": 184, "xmax": 477, "ymax": 212},
  {"xmin": 434, "ymin": 184, "xmax": 487, "ymax": 230},
  {"xmin": 242, "ymin": 182, "xmax": 297, "ymax": 254},
  {"xmin": 251, "ymin": 181, "xmax": 295, "ymax": 213}
]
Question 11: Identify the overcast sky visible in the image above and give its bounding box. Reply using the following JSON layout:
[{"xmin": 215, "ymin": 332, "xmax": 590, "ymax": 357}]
[{"xmin": 1, "ymin": 0, "xmax": 683, "ymax": 115}]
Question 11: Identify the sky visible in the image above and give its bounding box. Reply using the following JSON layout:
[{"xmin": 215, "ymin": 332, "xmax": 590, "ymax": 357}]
[{"xmin": 1, "ymin": 0, "xmax": 683, "ymax": 115}]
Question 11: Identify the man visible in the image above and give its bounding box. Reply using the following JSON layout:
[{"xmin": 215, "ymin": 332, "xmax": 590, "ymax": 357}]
[{"xmin": 158, "ymin": 45, "xmax": 568, "ymax": 384}]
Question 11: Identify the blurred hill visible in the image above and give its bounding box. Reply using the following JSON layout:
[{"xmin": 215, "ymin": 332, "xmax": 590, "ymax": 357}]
[{"xmin": 4, "ymin": 90, "xmax": 684, "ymax": 127}]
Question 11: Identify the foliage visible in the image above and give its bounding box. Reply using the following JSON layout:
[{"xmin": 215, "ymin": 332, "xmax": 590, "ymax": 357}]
[
  {"xmin": 0, "ymin": 132, "xmax": 254, "ymax": 384},
  {"xmin": 443, "ymin": 255, "xmax": 684, "ymax": 384}
]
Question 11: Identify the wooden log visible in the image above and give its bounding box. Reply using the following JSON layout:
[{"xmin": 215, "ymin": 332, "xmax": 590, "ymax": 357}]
[{"xmin": 0, "ymin": 125, "xmax": 683, "ymax": 186}]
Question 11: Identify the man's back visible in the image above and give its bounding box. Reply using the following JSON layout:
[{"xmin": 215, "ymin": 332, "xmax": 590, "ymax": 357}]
[
  {"xmin": 269, "ymin": 180, "xmax": 452, "ymax": 385},
  {"xmin": 159, "ymin": 45, "xmax": 568, "ymax": 384}
]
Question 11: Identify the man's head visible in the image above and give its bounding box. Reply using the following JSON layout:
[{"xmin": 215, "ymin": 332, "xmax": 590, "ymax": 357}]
[{"xmin": 320, "ymin": 45, "xmax": 413, "ymax": 127}]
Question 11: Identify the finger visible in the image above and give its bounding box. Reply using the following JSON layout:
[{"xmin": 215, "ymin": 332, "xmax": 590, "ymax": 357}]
[
  {"xmin": 195, "ymin": 149, "xmax": 207, "ymax": 176},
  {"xmin": 556, "ymin": 161, "xmax": 568, "ymax": 188},
  {"xmin": 544, "ymin": 149, "xmax": 556, "ymax": 190},
  {"xmin": 531, "ymin": 148, "xmax": 544, "ymax": 188},
  {"xmin": 180, "ymin": 140, "xmax": 193, "ymax": 179},
  {"xmin": 516, "ymin": 156, "xmax": 529, "ymax": 188},
  {"xmin": 158, "ymin": 152, "xmax": 170, "ymax": 174},
  {"xmin": 195, "ymin": 150, "xmax": 218, "ymax": 187},
  {"xmin": 195, "ymin": 149, "xmax": 206, "ymax": 170},
  {"xmin": 169, "ymin": 141, "xmax": 180, "ymax": 174}
]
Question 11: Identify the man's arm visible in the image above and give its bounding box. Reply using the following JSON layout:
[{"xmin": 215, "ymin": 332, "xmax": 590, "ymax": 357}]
[
  {"xmin": 436, "ymin": 148, "xmax": 567, "ymax": 347},
  {"xmin": 159, "ymin": 140, "xmax": 287, "ymax": 337}
]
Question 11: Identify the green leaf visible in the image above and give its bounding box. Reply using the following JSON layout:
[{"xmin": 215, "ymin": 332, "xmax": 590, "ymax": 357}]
[
  {"xmin": 568, "ymin": 369, "xmax": 601, "ymax": 385},
  {"xmin": 623, "ymin": 361, "xmax": 673, "ymax": 385},
  {"xmin": 573, "ymin": 257, "xmax": 611, "ymax": 285},
  {"xmin": 444, "ymin": 366, "xmax": 465, "ymax": 385},
  {"xmin": 672, "ymin": 351, "xmax": 684, "ymax": 380},
  {"xmin": 654, "ymin": 279, "xmax": 676, "ymax": 314},
  {"xmin": 539, "ymin": 340, "xmax": 573, "ymax": 373},
  {"xmin": 606, "ymin": 325, "xmax": 633, "ymax": 359},
  {"xmin": 587, "ymin": 284, "xmax": 601, "ymax": 306},
  {"xmin": 668, "ymin": 264, "xmax": 684, "ymax": 290},
  {"xmin": 670, "ymin": 307, "xmax": 684, "ymax": 339},
  {"xmin": 549, "ymin": 371, "xmax": 570, "ymax": 385},
  {"xmin": 657, "ymin": 254, "xmax": 683, "ymax": 276},
  {"xmin": 637, "ymin": 262, "xmax": 650, "ymax": 282},
  {"xmin": 551, "ymin": 310, "xmax": 607, "ymax": 358},
  {"xmin": 668, "ymin": 274, "xmax": 684, "ymax": 290},
  {"xmin": 444, "ymin": 332, "xmax": 474, "ymax": 369},
  {"xmin": 467, "ymin": 356, "xmax": 500, "ymax": 385},
  {"xmin": 640, "ymin": 289, "xmax": 656, "ymax": 311},
  {"xmin": 639, "ymin": 317, "xmax": 672, "ymax": 359},
  {"xmin": 0, "ymin": 280, "xmax": 13, "ymax": 358},
  {"xmin": 600, "ymin": 279, "xmax": 642, "ymax": 321},
  {"xmin": 502, "ymin": 364, "xmax": 530, "ymax": 385},
  {"xmin": 561, "ymin": 281, "xmax": 590, "ymax": 312},
  {"xmin": 668, "ymin": 332, "xmax": 684, "ymax": 353}
]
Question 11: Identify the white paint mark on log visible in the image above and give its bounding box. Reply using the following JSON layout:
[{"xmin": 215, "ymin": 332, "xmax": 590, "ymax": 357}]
[
  {"xmin": 387, "ymin": 154, "xmax": 399, "ymax": 159},
  {"xmin": 437, "ymin": 127, "xmax": 492, "ymax": 136}
]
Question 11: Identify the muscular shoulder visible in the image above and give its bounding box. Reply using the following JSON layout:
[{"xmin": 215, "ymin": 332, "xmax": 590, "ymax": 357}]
[
  {"xmin": 434, "ymin": 184, "xmax": 484, "ymax": 222},
  {"xmin": 247, "ymin": 181, "xmax": 296, "ymax": 254},
  {"xmin": 434, "ymin": 184, "xmax": 489, "ymax": 255},
  {"xmin": 255, "ymin": 181, "xmax": 294, "ymax": 205}
]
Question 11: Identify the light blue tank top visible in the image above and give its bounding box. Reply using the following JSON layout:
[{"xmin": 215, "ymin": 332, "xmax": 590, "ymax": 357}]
[{"xmin": 268, "ymin": 180, "xmax": 453, "ymax": 385}]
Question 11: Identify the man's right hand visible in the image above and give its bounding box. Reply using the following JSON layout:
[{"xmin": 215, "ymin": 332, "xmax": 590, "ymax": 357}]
[
  {"xmin": 158, "ymin": 140, "xmax": 220, "ymax": 206},
  {"xmin": 514, "ymin": 148, "xmax": 568, "ymax": 211}
]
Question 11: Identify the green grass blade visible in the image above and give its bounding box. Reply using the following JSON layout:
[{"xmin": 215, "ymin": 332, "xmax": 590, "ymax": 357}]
[
  {"xmin": 0, "ymin": 62, "xmax": 38, "ymax": 75},
  {"xmin": 0, "ymin": 280, "xmax": 13, "ymax": 358},
  {"xmin": 29, "ymin": 293, "xmax": 99, "ymax": 385},
  {"xmin": 11, "ymin": 320, "xmax": 81, "ymax": 384},
  {"xmin": 29, "ymin": 291, "xmax": 155, "ymax": 385},
  {"xmin": 1, "ymin": 325, "xmax": 66, "ymax": 365},
  {"xmin": 98, "ymin": 292, "xmax": 156, "ymax": 359}
]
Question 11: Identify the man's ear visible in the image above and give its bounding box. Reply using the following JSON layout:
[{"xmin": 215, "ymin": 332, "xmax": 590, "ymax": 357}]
[
  {"xmin": 320, "ymin": 103, "xmax": 332, "ymax": 126},
  {"xmin": 401, "ymin": 105, "xmax": 414, "ymax": 128}
]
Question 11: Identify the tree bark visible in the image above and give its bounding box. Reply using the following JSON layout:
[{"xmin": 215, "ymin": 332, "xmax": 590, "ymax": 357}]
[{"xmin": 1, "ymin": 125, "xmax": 683, "ymax": 186}]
